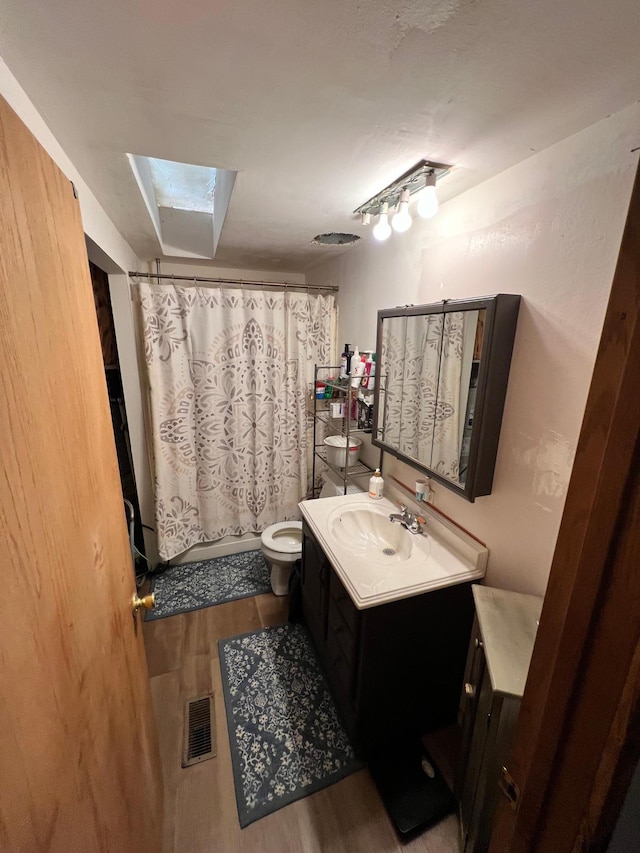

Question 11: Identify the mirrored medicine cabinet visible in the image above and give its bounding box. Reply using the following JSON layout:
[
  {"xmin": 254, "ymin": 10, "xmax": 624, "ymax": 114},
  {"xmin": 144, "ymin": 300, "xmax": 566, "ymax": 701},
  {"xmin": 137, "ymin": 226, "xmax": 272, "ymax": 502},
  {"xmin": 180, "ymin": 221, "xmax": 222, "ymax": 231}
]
[{"xmin": 372, "ymin": 294, "xmax": 520, "ymax": 501}]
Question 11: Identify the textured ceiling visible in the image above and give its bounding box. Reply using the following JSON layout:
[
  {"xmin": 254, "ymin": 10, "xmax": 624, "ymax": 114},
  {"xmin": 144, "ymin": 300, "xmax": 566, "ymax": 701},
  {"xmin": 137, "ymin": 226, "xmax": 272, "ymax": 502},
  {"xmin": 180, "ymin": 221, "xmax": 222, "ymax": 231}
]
[{"xmin": 1, "ymin": 0, "xmax": 639, "ymax": 271}]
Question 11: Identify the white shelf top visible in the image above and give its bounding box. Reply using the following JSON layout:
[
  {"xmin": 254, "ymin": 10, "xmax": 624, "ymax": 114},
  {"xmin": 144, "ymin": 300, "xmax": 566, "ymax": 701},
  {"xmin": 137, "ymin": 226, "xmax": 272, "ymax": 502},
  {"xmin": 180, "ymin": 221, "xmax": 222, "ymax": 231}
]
[{"xmin": 473, "ymin": 585, "xmax": 543, "ymax": 698}]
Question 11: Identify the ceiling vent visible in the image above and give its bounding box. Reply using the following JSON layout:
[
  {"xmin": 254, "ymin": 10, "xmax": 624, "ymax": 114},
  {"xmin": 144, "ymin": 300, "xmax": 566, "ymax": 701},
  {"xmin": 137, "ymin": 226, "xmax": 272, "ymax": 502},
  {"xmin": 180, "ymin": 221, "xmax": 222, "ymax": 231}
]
[{"xmin": 312, "ymin": 232, "xmax": 360, "ymax": 246}]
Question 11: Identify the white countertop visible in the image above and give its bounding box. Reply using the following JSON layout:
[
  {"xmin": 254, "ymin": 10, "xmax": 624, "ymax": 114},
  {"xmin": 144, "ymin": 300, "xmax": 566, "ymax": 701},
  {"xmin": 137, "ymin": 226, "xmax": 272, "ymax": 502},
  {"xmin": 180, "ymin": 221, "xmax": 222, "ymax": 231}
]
[
  {"xmin": 473, "ymin": 585, "xmax": 543, "ymax": 698},
  {"xmin": 299, "ymin": 493, "xmax": 488, "ymax": 610}
]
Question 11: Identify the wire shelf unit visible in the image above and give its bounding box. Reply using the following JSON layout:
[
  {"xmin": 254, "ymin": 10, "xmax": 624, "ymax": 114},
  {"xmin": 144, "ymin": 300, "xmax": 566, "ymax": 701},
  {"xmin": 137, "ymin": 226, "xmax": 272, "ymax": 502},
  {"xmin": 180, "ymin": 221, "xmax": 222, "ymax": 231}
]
[{"xmin": 311, "ymin": 364, "xmax": 381, "ymax": 498}]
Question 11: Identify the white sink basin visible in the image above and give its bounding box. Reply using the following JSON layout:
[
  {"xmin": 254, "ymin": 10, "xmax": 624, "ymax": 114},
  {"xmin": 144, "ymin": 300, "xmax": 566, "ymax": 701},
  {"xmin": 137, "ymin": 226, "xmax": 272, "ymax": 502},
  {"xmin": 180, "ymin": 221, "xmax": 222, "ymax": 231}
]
[
  {"xmin": 299, "ymin": 493, "xmax": 488, "ymax": 609},
  {"xmin": 327, "ymin": 504, "xmax": 429, "ymax": 565}
]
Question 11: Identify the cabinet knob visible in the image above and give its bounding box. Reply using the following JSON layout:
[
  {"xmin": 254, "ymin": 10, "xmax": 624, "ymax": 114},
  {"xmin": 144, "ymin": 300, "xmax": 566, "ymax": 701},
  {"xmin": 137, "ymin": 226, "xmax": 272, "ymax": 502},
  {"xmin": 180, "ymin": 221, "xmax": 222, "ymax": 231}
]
[
  {"xmin": 475, "ymin": 637, "xmax": 483, "ymax": 649},
  {"xmin": 464, "ymin": 682, "xmax": 476, "ymax": 698}
]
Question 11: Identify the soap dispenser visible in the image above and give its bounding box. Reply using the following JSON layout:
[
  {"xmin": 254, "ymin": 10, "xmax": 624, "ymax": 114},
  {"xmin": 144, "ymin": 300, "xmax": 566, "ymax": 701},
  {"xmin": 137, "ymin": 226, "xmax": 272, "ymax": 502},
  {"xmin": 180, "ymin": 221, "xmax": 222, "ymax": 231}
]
[{"xmin": 369, "ymin": 468, "xmax": 384, "ymax": 500}]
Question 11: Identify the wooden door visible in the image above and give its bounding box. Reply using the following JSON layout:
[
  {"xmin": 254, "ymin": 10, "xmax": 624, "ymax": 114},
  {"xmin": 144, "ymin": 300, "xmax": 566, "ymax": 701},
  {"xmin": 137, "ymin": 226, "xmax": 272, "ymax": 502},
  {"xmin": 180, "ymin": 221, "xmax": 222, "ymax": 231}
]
[
  {"xmin": 0, "ymin": 97, "xmax": 163, "ymax": 851},
  {"xmin": 489, "ymin": 162, "xmax": 640, "ymax": 850}
]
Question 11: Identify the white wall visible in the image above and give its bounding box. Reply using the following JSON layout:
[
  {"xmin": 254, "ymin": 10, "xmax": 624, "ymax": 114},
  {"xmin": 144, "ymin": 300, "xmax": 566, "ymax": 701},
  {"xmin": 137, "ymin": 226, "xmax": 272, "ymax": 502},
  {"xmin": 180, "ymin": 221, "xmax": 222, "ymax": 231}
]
[
  {"xmin": 0, "ymin": 56, "xmax": 161, "ymax": 561},
  {"xmin": 308, "ymin": 102, "xmax": 640, "ymax": 596},
  {"xmin": 153, "ymin": 259, "xmax": 306, "ymax": 285},
  {"xmin": 0, "ymin": 58, "xmax": 138, "ymax": 274}
]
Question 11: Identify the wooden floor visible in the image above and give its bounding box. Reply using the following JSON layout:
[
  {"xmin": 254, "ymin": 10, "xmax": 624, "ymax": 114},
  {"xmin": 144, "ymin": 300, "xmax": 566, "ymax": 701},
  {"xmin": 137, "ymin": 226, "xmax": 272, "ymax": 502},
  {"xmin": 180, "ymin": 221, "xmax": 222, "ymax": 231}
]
[{"xmin": 143, "ymin": 593, "xmax": 461, "ymax": 853}]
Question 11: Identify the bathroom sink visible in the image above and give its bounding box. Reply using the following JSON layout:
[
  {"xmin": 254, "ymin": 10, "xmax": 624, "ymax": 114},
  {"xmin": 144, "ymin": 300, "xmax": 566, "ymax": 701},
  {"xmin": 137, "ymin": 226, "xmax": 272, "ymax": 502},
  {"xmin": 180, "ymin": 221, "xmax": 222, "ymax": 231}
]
[
  {"xmin": 327, "ymin": 505, "xmax": 427, "ymax": 564},
  {"xmin": 300, "ymin": 493, "xmax": 488, "ymax": 609}
]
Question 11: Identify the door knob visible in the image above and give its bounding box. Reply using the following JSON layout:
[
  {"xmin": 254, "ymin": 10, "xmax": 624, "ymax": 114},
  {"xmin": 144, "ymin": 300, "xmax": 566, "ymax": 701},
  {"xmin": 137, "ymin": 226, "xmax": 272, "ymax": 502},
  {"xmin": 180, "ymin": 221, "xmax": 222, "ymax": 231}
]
[{"xmin": 132, "ymin": 592, "xmax": 155, "ymax": 615}]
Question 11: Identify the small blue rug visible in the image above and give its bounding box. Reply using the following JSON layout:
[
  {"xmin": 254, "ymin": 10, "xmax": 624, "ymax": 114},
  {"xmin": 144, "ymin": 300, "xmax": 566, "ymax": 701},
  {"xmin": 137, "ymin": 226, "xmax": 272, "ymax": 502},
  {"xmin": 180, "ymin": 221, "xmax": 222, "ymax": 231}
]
[
  {"xmin": 146, "ymin": 549, "xmax": 271, "ymax": 620},
  {"xmin": 219, "ymin": 623, "xmax": 362, "ymax": 828}
]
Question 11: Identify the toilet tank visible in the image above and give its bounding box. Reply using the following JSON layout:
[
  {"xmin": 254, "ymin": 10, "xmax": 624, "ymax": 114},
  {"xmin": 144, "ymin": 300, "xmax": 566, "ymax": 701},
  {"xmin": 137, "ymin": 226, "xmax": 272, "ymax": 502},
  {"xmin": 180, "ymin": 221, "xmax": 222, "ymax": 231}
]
[{"xmin": 318, "ymin": 469, "xmax": 365, "ymax": 499}]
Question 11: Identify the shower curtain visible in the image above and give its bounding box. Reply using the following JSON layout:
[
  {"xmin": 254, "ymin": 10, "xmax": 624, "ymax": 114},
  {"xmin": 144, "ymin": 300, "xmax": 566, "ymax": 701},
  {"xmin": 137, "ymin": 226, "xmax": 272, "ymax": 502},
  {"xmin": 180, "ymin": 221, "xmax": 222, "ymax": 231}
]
[
  {"xmin": 401, "ymin": 313, "xmax": 444, "ymax": 463},
  {"xmin": 397, "ymin": 311, "xmax": 465, "ymax": 479},
  {"xmin": 430, "ymin": 312, "xmax": 464, "ymax": 481},
  {"xmin": 137, "ymin": 282, "xmax": 336, "ymax": 560}
]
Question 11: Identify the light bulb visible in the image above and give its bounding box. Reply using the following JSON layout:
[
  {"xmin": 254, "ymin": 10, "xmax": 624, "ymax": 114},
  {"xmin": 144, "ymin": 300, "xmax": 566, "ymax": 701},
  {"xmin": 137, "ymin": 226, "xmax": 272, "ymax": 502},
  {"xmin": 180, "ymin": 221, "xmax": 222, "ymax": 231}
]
[
  {"xmin": 373, "ymin": 203, "xmax": 392, "ymax": 241},
  {"xmin": 417, "ymin": 172, "xmax": 439, "ymax": 219},
  {"xmin": 392, "ymin": 188, "xmax": 412, "ymax": 233}
]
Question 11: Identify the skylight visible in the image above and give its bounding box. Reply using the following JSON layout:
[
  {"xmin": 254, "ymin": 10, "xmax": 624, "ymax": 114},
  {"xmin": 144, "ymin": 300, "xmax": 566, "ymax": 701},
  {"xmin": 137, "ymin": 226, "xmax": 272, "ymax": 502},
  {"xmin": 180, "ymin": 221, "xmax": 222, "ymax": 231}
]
[
  {"xmin": 128, "ymin": 152, "xmax": 236, "ymax": 259},
  {"xmin": 147, "ymin": 156, "xmax": 216, "ymax": 214}
]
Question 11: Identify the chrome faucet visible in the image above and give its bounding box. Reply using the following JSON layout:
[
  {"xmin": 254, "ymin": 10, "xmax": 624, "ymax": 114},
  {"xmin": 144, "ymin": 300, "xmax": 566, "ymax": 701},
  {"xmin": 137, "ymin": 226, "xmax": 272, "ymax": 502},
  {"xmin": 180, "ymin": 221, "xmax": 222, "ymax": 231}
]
[{"xmin": 389, "ymin": 504, "xmax": 425, "ymax": 535}]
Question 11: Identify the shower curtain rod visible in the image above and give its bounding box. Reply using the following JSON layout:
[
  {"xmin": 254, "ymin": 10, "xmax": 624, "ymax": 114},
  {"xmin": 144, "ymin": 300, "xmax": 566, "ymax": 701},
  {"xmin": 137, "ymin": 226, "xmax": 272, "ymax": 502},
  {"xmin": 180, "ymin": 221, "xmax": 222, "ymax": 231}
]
[{"xmin": 128, "ymin": 271, "xmax": 338, "ymax": 293}]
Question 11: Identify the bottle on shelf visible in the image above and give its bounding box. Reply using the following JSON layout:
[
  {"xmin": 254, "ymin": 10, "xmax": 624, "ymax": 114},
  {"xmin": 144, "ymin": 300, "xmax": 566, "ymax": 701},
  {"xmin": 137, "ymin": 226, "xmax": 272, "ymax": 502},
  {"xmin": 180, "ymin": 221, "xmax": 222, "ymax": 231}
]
[
  {"xmin": 324, "ymin": 377, "xmax": 335, "ymax": 399},
  {"xmin": 362, "ymin": 351, "xmax": 374, "ymax": 388},
  {"xmin": 350, "ymin": 392, "xmax": 358, "ymax": 421},
  {"xmin": 368, "ymin": 353, "xmax": 376, "ymax": 391},
  {"xmin": 340, "ymin": 343, "xmax": 352, "ymax": 379},
  {"xmin": 356, "ymin": 391, "xmax": 367, "ymax": 430},
  {"xmin": 351, "ymin": 347, "xmax": 366, "ymax": 388}
]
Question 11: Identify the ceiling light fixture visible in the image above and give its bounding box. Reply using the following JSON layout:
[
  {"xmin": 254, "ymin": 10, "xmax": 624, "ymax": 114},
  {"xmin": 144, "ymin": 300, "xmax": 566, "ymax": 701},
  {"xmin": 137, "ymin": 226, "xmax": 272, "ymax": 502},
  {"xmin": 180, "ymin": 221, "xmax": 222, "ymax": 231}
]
[
  {"xmin": 392, "ymin": 188, "xmax": 412, "ymax": 233},
  {"xmin": 372, "ymin": 202, "xmax": 392, "ymax": 241},
  {"xmin": 417, "ymin": 171, "xmax": 439, "ymax": 219},
  {"xmin": 361, "ymin": 212, "xmax": 371, "ymax": 226},
  {"xmin": 354, "ymin": 159, "xmax": 452, "ymax": 239}
]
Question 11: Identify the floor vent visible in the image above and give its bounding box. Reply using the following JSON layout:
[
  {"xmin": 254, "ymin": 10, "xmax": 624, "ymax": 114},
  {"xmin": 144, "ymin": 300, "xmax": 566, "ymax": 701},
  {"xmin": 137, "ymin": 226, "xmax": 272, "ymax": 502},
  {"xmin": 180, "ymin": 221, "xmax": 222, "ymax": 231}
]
[{"xmin": 182, "ymin": 693, "xmax": 216, "ymax": 767}]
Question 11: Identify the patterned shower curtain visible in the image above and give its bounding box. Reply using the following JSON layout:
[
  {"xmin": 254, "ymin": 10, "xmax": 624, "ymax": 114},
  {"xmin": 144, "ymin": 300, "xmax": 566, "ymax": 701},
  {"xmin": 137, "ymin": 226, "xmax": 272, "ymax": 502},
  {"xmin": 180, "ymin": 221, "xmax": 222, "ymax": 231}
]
[
  {"xmin": 401, "ymin": 313, "xmax": 445, "ymax": 463},
  {"xmin": 384, "ymin": 311, "xmax": 464, "ymax": 479},
  {"xmin": 137, "ymin": 283, "xmax": 336, "ymax": 560},
  {"xmin": 430, "ymin": 312, "xmax": 464, "ymax": 481}
]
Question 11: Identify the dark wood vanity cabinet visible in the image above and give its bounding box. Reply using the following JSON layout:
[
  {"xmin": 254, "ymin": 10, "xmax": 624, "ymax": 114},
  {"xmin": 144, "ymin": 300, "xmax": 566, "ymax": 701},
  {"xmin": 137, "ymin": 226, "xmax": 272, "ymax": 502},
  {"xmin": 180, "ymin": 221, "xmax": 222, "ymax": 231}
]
[
  {"xmin": 300, "ymin": 521, "xmax": 330, "ymax": 652},
  {"xmin": 301, "ymin": 520, "xmax": 475, "ymax": 754},
  {"xmin": 456, "ymin": 587, "xmax": 542, "ymax": 853}
]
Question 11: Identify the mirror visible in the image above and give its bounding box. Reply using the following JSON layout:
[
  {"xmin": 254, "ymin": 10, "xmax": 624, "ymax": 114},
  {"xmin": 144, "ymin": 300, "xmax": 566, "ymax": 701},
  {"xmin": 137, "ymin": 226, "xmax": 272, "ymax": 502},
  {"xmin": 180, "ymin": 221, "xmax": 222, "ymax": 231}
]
[
  {"xmin": 378, "ymin": 315, "xmax": 406, "ymax": 451},
  {"xmin": 373, "ymin": 295, "xmax": 520, "ymax": 501}
]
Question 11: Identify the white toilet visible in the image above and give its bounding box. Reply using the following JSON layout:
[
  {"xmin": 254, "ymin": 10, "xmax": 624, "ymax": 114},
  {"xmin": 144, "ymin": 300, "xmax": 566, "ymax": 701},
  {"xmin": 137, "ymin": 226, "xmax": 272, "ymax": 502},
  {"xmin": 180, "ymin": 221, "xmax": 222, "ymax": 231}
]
[
  {"xmin": 260, "ymin": 521, "xmax": 303, "ymax": 596},
  {"xmin": 260, "ymin": 472, "xmax": 365, "ymax": 596}
]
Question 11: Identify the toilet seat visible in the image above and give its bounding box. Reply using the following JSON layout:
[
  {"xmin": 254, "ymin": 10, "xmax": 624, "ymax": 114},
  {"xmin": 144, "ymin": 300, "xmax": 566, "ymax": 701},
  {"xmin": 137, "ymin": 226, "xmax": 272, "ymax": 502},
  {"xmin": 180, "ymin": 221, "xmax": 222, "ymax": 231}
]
[{"xmin": 260, "ymin": 521, "xmax": 303, "ymax": 554}]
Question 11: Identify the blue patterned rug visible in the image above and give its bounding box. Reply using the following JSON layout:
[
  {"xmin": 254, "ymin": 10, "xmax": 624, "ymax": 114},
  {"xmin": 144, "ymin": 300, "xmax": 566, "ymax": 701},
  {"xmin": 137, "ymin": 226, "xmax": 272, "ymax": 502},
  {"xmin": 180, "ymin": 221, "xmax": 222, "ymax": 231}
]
[
  {"xmin": 146, "ymin": 549, "xmax": 272, "ymax": 620},
  {"xmin": 219, "ymin": 623, "xmax": 362, "ymax": 827}
]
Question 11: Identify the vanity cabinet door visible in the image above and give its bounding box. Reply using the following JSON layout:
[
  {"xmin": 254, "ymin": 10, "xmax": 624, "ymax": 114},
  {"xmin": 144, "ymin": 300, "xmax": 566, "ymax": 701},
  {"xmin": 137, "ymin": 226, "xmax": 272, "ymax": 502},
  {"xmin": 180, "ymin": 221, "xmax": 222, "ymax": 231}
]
[
  {"xmin": 463, "ymin": 684, "xmax": 522, "ymax": 853},
  {"xmin": 301, "ymin": 520, "xmax": 329, "ymax": 654},
  {"xmin": 457, "ymin": 603, "xmax": 530, "ymax": 853},
  {"xmin": 326, "ymin": 571, "xmax": 361, "ymax": 711},
  {"xmin": 460, "ymin": 661, "xmax": 494, "ymax": 849},
  {"xmin": 326, "ymin": 630, "xmax": 357, "ymax": 719},
  {"xmin": 327, "ymin": 604, "xmax": 358, "ymax": 673},
  {"xmin": 457, "ymin": 617, "xmax": 487, "ymax": 799},
  {"xmin": 329, "ymin": 570, "xmax": 359, "ymax": 636}
]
